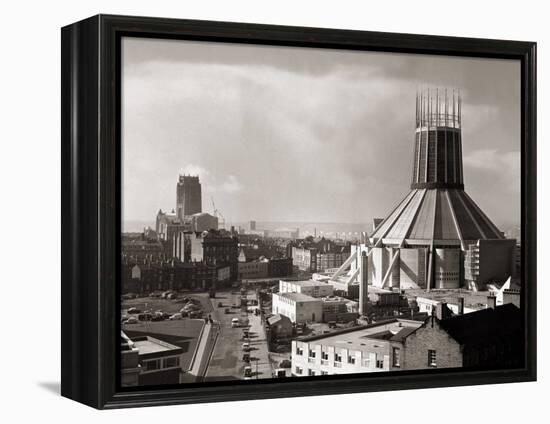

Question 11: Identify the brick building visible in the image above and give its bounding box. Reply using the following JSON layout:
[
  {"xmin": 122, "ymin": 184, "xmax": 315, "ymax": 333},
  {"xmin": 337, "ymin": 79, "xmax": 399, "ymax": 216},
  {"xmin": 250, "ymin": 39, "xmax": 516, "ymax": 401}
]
[
  {"xmin": 291, "ymin": 237, "xmax": 351, "ymax": 272},
  {"xmin": 190, "ymin": 229, "xmax": 239, "ymax": 281},
  {"xmin": 291, "ymin": 303, "xmax": 522, "ymax": 377},
  {"xmin": 121, "ymin": 257, "xmax": 217, "ymax": 294}
]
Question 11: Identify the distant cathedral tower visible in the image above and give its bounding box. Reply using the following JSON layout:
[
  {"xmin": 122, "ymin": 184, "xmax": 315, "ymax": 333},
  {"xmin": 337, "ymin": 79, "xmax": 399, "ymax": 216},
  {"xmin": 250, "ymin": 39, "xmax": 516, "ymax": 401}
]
[{"xmin": 176, "ymin": 175, "xmax": 202, "ymax": 220}]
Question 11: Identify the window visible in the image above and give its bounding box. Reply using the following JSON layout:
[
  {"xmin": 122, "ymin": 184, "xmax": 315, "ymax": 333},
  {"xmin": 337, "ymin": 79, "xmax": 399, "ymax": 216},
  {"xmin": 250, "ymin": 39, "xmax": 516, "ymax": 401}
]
[
  {"xmin": 392, "ymin": 347, "xmax": 401, "ymax": 367},
  {"xmin": 428, "ymin": 349, "xmax": 437, "ymax": 367},
  {"xmin": 295, "ymin": 366, "xmax": 303, "ymax": 375},
  {"xmin": 321, "ymin": 351, "xmax": 329, "ymax": 360},
  {"xmin": 376, "ymin": 358, "xmax": 384, "ymax": 369},
  {"xmin": 309, "ymin": 349, "xmax": 316, "ymax": 358},
  {"xmin": 296, "ymin": 346, "xmax": 304, "ymax": 356},
  {"xmin": 308, "ymin": 369, "xmax": 316, "ymax": 376},
  {"xmin": 164, "ymin": 356, "xmax": 180, "ymax": 368},
  {"xmin": 334, "ymin": 353, "xmax": 342, "ymax": 363},
  {"xmin": 321, "ymin": 371, "xmax": 328, "ymax": 376},
  {"xmin": 347, "ymin": 355, "xmax": 356, "ymax": 364},
  {"xmin": 143, "ymin": 359, "xmax": 160, "ymax": 371}
]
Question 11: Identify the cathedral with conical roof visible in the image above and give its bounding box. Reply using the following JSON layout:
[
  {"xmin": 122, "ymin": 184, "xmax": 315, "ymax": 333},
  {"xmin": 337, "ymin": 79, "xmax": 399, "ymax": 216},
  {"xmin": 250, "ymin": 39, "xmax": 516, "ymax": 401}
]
[{"xmin": 365, "ymin": 89, "xmax": 516, "ymax": 292}]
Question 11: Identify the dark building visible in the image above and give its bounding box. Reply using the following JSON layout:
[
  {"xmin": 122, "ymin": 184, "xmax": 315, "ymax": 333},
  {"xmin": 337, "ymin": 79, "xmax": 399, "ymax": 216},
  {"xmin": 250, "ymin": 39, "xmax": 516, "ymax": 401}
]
[
  {"xmin": 266, "ymin": 314, "xmax": 294, "ymax": 340},
  {"xmin": 190, "ymin": 229, "xmax": 239, "ymax": 281},
  {"xmin": 176, "ymin": 175, "xmax": 202, "ymax": 220},
  {"xmin": 122, "ymin": 237, "xmax": 164, "ymax": 260},
  {"xmin": 403, "ymin": 303, "xmax": 523, "ymax": 370},
  {"xmin": 121, "ymin": 257, "xmax": 217, "ymax": 294},
  {"xmin": 268, "ymin": 257, "xmax": 294, "ymax": 278}
]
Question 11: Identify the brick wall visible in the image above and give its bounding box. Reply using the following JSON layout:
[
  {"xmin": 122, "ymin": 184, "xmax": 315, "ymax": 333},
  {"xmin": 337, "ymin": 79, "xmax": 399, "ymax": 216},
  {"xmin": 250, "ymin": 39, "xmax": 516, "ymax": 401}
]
[{"xmin": 402, "ymin": 318, "xmax": 462, "ymax": 369}]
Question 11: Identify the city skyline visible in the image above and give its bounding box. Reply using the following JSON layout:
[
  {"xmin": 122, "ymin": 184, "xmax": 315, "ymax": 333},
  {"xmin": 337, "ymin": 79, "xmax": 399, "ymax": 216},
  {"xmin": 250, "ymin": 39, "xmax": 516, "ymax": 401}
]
[{"xmin": 122, "ymin": 37, "xmax": 520, "ymax": 231}]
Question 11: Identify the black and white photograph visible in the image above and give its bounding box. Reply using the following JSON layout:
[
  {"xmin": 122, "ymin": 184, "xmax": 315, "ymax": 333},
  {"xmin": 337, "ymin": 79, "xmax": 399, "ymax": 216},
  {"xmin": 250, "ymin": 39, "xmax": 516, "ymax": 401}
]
[{"xmin": 120, "ymin": 36, "xmax": 524, "ymax": 387}]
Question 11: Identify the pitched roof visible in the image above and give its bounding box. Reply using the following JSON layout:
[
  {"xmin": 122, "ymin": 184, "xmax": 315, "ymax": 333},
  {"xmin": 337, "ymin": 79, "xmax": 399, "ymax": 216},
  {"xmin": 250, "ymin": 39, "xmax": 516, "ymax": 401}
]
[{"xmin": 439, "ymin": 304, "xmax": 521, "ymax": 345}]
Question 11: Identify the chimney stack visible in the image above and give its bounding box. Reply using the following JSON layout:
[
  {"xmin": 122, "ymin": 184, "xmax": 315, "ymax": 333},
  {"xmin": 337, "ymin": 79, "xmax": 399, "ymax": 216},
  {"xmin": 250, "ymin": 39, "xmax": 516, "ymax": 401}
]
[
  {"xmin": 487, "ymin": 295, "xmax": 497, "ymax": 309},
  {"xmin": 358, "ymin": 251, "xmax": 369, "ymax": 316},
  {"xmin": 457, "ymin": 297, "xmax": 464, "ymax": 315},
  {"xmin": 435, "ymin": 302, "xmax": 452, "ymax": 321}
]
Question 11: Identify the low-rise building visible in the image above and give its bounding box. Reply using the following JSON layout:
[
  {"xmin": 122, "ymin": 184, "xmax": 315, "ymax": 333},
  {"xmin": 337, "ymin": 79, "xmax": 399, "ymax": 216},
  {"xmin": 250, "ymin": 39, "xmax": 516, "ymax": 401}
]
[
  {"xmin": 121, "ymin": 332, "xmax": 184, "ymax": 386},
  {"xmin": 121, "ymin": 258, "xmax": 217, "ymax": 294},
  {"xmin": 238, "ymin": 260, "xmax": 269, "ymax": 280},
  {"xmin": 292, "ymin": 319, "xmax": 423, "ymax": 376},
  {"xmin": 291, "ymin": 237, "xmax": 351, "ymax": 272},
  {"xmin": 121, "ymin": 332, "xmax": 141, "ymax": 387},
  {"xmin": 266, "ymin": 314, "xmax": 294, "ymax": 340},
  {"xmin": 279, "ymin": 279, "xmax": 334, "ymax": 298},
  {"xmin": 321, "ymin": 296, "xmax": 358, "ymax": 322},
  {"xmin": 272, "ymin": 292, "xmax": 323, "ymax": 323},
  {"xmin": 291, "ymin": 303, "xmax": 522, "ymax": 377}
]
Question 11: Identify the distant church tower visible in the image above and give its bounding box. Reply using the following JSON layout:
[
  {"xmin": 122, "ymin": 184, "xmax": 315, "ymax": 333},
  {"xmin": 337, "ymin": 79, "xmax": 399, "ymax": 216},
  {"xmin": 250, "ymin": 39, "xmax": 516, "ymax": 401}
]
[{"xmin": 176, "ymin": 175, "xmax": 202, "ymax": 220}]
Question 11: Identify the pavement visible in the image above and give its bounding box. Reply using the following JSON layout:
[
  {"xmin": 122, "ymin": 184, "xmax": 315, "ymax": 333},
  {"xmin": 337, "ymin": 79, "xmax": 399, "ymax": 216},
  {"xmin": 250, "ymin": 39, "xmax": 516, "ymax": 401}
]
[
  {"xmin": 185, "ymin": 321, "xmax": 220, "ymax": 382},
  {"xmin": 204, "ymin": 290, "xmax": 272, "ymax": 381}
]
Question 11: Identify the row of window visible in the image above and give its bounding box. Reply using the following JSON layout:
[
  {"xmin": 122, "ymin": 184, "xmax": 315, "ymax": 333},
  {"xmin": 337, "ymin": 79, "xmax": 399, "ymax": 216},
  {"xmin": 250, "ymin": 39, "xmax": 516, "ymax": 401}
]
[
  {"xmin": 141, "ymin": 356, "xmax": 181, "ymax": 372},
  {"xmin": 297, "ymin": 346, "xmax": 392, "ymax": 368}
]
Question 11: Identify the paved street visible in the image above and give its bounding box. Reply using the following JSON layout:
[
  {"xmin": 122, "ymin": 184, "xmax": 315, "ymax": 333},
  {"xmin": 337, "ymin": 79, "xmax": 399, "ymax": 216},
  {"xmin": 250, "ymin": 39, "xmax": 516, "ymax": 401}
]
[{"xmin": 205, "ymin": 289, "xmax": 272, "ymax": 381}]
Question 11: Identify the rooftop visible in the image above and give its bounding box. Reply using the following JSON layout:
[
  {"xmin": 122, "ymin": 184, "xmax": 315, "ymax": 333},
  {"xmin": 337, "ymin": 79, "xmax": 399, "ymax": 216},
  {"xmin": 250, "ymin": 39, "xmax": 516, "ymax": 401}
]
[
  {"xmin": 440, "ymin": 303, "xmax": 521, "ymax": 345},
  {"xmin": 298, "ymin": 319, "xmax": 423, "ymax": 351},
  {"xmin": 277, "ymin": 292, "xmax": 320, "ymax": 303},
  {"xmin": 370, "ymin": 188, "xmax": 504, "ymax": 245},
  {"xmin": 133, "ymin": 336, "xmax": 182, "ymax": 355},
  {"xmin": 281, "ymin": 279, "xmax": 331, "ymax": 288},
  {"xmin": 407, "ymin": 288, "xmax": 491, "ymax": 309}
]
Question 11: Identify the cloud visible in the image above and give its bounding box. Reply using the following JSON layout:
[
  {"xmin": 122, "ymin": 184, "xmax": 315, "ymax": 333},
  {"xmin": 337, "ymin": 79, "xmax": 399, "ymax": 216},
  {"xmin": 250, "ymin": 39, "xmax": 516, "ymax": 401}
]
[
  {"xmin": 122, "ymin": 38, "xmax": 520, "ymax": 227},
  {"xmin": 218, "ymin": 175, "xmax": 244, "ymax": 193},
  {"xmin": 463, "ymin": 149, "xmax": 520, "ymax": 173}
]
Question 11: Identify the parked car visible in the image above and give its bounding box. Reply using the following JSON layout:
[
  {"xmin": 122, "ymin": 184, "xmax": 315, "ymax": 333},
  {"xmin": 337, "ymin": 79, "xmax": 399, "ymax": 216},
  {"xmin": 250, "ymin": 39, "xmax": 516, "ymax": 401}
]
[
  {"xmin": 169, "ymin": 313, "xmax": 183, "ymax": 320},
  {"xmin": 242, "ymin": 342, "xmax": 250, "ymax": 351},
  {"xmin": 125, "ymin": 316, "xmax": 138, "ymax": 324},
  {"xmin": 138, "ymin": 313, "xmax": 153, "ymax": 321},
  {"xmin": 189, "ymin": 311, "xmax": 202, "ymax": 319},
  {"xmin": 224, "ymin": 308, "xmax": 231, "ymax": 314},
  {"xmin": 217, "ymin": 302, "xmax": 223, "ymax": 308},
  {"xmin": 127, "ymin": 307, "xmax": 141, "ymax": 314}
]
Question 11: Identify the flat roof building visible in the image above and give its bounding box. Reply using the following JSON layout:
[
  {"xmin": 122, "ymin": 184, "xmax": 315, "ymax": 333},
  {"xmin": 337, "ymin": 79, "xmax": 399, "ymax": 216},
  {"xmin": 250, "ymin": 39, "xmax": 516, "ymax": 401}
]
[
  {"xmin": 272, "ymin": 292, "xmax": 323, "ymax": 323},
  {"xmin": 279, "ymin": 279, "xmax": 334, "ymax": 298}
]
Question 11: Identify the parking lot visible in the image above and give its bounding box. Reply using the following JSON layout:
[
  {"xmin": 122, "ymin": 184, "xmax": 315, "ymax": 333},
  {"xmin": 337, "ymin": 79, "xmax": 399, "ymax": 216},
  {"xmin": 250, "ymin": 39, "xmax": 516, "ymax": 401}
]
[{"xmin": 121, "ymin": 293, "xmax": 213, "ymax": 377}]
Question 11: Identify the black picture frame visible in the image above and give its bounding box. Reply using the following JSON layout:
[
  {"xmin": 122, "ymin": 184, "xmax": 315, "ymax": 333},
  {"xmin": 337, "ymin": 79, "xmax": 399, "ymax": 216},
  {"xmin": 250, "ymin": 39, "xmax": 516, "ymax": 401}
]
[{"xmin": 61, "ymin": 14, "xmax": 537, "ymax": 409}]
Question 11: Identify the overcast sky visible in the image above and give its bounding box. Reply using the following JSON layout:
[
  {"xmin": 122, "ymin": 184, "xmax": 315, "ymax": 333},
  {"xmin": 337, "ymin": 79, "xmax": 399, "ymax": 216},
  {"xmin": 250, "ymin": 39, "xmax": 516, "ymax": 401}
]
[{"xmin": 122, "ymin": 37, "xmax": 520, "ymax": 230}]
